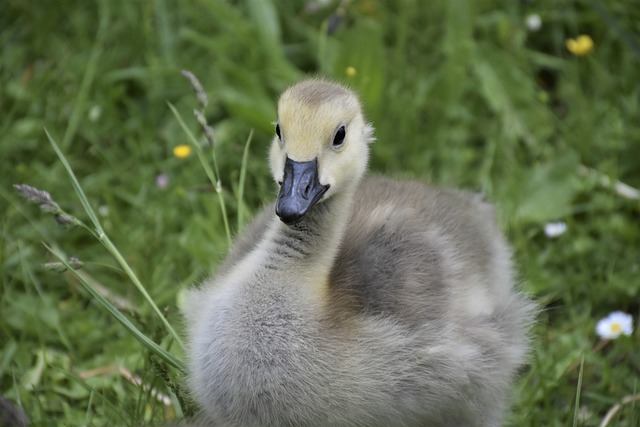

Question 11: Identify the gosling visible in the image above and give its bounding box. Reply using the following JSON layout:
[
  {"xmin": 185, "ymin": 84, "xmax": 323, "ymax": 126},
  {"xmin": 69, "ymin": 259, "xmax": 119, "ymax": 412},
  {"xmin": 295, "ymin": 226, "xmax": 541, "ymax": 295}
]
[{"xmin": 185, "ymin": 79, "xmax": 534, "ymax": 427}]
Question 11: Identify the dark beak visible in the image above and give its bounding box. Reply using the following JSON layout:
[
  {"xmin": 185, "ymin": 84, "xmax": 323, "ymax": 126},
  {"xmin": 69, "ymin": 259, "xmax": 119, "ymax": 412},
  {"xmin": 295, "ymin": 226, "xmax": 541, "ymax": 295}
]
[{"xmin": 276, "ymin": 157, "xmax": 329, "ymax": 224}]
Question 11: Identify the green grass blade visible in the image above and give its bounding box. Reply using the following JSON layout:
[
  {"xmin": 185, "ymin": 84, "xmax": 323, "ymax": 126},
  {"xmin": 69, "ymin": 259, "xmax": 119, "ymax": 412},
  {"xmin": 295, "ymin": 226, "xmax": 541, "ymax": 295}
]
[
  {"xmin": 572, "ymin": 354, "xmax": 585, "ymax": 427},
  {"xmin": 61, "ymin": 0, "xmax": 109, "ymax": 151},
  {"xmin": 46, "ymin": 128, "xmax": 104, "ymax": 235},
  {"xmin": 167, "ymin": 101, "xmax": 232, "ymax": 245},
  {"xmin": 44, "ymin": 244, "xmax": 185, "ymax": 372},
  {"xmin": 99, "ymin": 234, "xmax": 185, "ymax": 349},
  {"xmin": 84, "ymin": 390, "xmax": 95, "ymax": 426},
  {"xmin": 237, "ymin": 129, "xmax": 254, "ymax": 231},
  {"xmin": 45, "ymin": 129, "xmax": 185, "ymax": 350},
  {"xmin": 0, "ymin": 340, "xmax": 18, "ymax": 379}
]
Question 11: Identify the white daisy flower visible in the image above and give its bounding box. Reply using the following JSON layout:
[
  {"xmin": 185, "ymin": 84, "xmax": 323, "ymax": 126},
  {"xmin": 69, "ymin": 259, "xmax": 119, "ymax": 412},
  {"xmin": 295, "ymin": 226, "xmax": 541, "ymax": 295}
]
[
  {"xmin": 544, "ymin": 221, "xmax": 567, "ymax": 238},
  {"xmin": 596, "ymin": 312, "xmax": 633, "ymax": 340}
]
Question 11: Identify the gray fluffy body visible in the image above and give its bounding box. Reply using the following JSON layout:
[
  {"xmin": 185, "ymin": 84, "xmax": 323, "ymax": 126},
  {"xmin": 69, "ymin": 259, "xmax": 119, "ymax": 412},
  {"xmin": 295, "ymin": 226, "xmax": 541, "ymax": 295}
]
[{"xmin": 184, "ymin": 80, "xmax": 535, "ymax": 427}]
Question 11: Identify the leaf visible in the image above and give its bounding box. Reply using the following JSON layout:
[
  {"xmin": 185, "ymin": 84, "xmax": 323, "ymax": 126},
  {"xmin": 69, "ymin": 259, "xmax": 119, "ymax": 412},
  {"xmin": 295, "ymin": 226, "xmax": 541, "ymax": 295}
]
[
  {"xmin": 512, "ymin": 154, "xmax": 583, "ymax": 224},
  {"xmin": 245, "ymin": 0, "xmax": 281, "ymax": 52},
  {"xmin": 473, "ymin": 43, "xmax": 554, "ymax": 147},
  {"xmin": 22, "ymin": 349, "xmax": 46, "ymax": 390}
]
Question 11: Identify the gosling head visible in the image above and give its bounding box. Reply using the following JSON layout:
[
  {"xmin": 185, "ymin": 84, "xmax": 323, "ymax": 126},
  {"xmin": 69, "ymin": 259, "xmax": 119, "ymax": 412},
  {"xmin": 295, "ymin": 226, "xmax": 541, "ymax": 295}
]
[{"xmin": 270, "ymin": 79, "xmax": 374, "ymax": 225}]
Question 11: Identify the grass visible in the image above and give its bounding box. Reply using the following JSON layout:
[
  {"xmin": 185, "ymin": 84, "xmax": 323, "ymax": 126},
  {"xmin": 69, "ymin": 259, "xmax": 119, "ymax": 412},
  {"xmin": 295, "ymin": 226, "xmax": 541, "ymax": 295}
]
[{"xmin": 1, "ymin": 0, "xmax": 639, "ymax": 425}]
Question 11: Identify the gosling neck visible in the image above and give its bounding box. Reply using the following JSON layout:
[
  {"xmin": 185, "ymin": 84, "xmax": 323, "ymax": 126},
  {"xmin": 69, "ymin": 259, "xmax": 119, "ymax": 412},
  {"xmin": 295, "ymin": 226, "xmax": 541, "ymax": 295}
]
[{"xmin": 265, "ymin": 186, "xmax": 355, "ymax": 275}]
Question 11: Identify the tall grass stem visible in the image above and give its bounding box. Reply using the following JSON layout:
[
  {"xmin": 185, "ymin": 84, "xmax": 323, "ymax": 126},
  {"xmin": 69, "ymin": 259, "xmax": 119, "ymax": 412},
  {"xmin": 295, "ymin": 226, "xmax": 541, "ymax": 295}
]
[
  {"xmin": 45, "ymin": 129, "xmax": 185, "ymax": 351},
  {"xmin": 572, "ymin": 354, "xmax": 585, "ymax": 427},
  {"xmin": 167, "ymin": 102, "xmax": 232, "ymax": 245},
  {"xmin": 45, "ymin": 244, "xmax": 185, "ymax": 371},
  {"xmin": 62, "ymin": 0, "xmax": 109, "ymax": 151},
  {"xmin": 237, "ymin": 129, "xmax": 254, "ymax": 231}
]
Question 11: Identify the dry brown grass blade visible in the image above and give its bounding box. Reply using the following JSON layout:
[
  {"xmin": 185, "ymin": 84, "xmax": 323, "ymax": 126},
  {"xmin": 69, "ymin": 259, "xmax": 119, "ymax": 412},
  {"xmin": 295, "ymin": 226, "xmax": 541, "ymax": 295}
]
[{"xmin": 599, "ymin": 393, "xmax": 640, "ymax": 427}]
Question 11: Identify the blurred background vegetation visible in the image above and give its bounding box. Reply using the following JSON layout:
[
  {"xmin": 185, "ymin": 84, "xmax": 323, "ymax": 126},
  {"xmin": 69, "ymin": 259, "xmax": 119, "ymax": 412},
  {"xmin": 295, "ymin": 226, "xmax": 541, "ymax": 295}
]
[{"xmin": 1, "ymin": 0, "xmax": 639, "ymax": 425}]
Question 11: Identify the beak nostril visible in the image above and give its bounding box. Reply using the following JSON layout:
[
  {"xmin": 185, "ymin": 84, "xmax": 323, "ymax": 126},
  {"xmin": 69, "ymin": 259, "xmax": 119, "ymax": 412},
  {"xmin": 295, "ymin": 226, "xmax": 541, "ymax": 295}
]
[{"xmin": 303, "ymin": 182, "xmax": 312, "ymax": 199}]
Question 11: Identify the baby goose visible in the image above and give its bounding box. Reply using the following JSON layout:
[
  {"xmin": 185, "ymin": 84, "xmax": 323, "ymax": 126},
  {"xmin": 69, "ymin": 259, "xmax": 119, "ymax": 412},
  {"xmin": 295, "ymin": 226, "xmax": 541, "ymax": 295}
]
[{"xmin": 185, "ymin": 79, "xmax": 534, "ymax": 427}]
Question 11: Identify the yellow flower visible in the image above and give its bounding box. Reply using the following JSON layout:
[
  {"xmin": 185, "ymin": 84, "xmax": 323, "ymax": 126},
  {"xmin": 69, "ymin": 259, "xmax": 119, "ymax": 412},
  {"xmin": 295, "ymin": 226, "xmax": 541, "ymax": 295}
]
[
  {"xmin": 566, "ymin": 35, "xmax": 594, "ymax": 56},
  {"xmin": 173, "ymin": 144, "xmax": 192, "ymax": 159},
  {"xmin": 345, "ymin": 66, "xmax": 357, "ymax": 77}
]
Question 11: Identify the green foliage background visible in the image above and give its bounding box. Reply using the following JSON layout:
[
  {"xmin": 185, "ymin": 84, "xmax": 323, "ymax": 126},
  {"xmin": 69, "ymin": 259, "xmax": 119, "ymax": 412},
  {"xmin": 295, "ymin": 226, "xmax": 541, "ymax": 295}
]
[{"xmin": 1, "ymin": 0, "xmax": 639, "ymax": 425}]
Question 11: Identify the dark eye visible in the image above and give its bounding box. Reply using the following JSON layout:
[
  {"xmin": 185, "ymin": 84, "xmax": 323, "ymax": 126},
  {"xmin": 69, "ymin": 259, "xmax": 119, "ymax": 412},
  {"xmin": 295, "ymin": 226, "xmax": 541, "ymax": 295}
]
[
  {"xmin": 275, "ymin": 124, "xmax": 281, "ymax": 140},
  {"xmin": 333, "ymin": 126, "xmax": 346, "ymax": 147}
]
